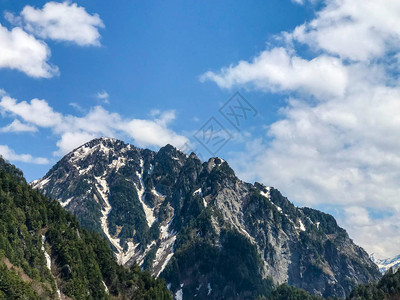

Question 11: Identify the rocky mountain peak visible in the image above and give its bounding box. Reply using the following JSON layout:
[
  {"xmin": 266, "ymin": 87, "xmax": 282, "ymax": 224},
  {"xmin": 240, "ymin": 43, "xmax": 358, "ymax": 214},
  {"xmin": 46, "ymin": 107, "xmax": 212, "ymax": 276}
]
[{"xmin": 32, "ymin": 137, "xmax": 381, "ymax": 299}]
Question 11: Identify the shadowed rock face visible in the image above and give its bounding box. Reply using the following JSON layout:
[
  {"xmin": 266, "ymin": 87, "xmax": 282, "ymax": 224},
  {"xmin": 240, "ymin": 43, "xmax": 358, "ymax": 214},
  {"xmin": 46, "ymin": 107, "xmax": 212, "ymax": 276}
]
[{"xmin": 33, "ymin": 137, "xmax": 381, "ymax": 299}]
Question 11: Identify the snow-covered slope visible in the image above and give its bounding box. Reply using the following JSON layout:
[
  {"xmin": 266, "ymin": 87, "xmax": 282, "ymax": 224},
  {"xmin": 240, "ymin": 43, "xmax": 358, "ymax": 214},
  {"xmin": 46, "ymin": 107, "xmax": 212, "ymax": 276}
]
[{"xmin": 371, "ymin": 253, "xmax": 400, "ymax": 274}]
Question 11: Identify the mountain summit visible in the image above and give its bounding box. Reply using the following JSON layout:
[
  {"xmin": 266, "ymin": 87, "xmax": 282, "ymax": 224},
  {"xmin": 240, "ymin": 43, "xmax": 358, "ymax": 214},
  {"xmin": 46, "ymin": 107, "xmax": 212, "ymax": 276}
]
[{"xmin": 33, "ymin": 137, "xmax": 381, "ymax": 299}]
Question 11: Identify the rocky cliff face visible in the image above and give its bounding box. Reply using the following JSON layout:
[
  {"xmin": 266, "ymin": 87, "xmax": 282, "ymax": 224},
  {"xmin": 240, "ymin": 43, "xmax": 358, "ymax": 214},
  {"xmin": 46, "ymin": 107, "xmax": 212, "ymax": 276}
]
[{"xmin": 32, "ymin": 137, "xmax": 381, "ymax": 299}]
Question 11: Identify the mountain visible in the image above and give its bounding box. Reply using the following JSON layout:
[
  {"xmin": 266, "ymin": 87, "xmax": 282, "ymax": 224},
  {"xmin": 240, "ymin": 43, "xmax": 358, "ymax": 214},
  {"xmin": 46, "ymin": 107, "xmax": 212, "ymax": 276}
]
[
  {"xmin": 32, "ymin": 137, "xmax": 381, "ymax": 299},
  {"xmin": 0, "ymin": 156, "xmax": 171, "ymax": 299},
  {"xmin": 347, "ymin": 268, "xmax": 400, "ymax": 300},
  {"xmin": 371, "ymin": 254, "xmax": 400, "ymax": 274}
]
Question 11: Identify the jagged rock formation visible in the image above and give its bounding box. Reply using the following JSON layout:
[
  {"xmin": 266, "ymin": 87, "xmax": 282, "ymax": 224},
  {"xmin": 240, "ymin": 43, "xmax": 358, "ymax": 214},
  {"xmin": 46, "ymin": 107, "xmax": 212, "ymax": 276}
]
[{"xmin": 33, "ymin": 137, "xmax": 381, "ymax": 299}]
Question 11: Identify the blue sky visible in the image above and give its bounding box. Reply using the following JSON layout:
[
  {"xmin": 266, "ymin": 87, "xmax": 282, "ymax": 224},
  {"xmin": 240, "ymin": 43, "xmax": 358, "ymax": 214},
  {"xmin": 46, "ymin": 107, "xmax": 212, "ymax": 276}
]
[
  {"xmin": 0, "ymin": 0, "xmax": 310, "ymax": 179},
  {"xmin": 0, "ymin": 0, "xmax": 399, "ymax": 259}
]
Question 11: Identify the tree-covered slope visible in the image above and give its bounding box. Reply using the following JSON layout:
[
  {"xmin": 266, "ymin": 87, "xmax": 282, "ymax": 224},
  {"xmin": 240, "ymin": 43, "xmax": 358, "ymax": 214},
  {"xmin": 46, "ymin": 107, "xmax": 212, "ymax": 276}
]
[
  {"xmin": 0, "ymin": 156, "xmax": 171, "ymax": 299},
  {"xmin": 347, "ymin": 268, "xmax": 400, "ymax": 300}
]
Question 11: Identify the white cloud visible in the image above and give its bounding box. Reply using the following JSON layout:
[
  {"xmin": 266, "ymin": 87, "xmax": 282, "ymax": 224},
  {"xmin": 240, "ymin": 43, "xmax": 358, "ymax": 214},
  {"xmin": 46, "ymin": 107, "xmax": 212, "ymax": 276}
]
[
  {"xmin": 60, "ymin": 106, "xmax": 122, "ymax": 137},
  {"xmin": 201, "ymin": 47, "xmax": 348, "ymax": 99},
  {"xmin": 344, "ymin": 206, "xmax": 371, "ymax": 227},
  {"xmin": 96, "ymin": 90, "xmax": 109, "ymax": 100},
  {"xmin": 0, "ymin": 2, "xmax": 104, "ymax": 77},
  {"xmin": 4, "ymin": 12, "xmax": 22, "ymax": 26},
  {"xmin": 0, "ymin": 145, "xmax": 49, "ymax": 164},
  {"xmin": 290, "ymin": 0, "xmax": 400, "ymax": 61},
  {"xmin": 341, "ymin": 207, "xmax": 400, "ymax": 259},
  {"xmin": 228, "ymin": 69, "xmax": 400, "ymax": 258},
  {"xmin": 69, "ymin": 102, "xmax": 85, "ymax": 113},
  {"xmin": 0, "ymin": 96, "xmax": 63, "ymax": 127},
  {"xmin": 150, "ymin": 109, "xmax": 161, "ymax": 117},
  {"xmin": 96, "ymin": 90, "xmax": 109, "ymax": 104},
  {"xmin": 0, "ymin": 93, "xmax": 189, "ymax": 156},
  {"xmin": 20, "ymin": 1, "xmax": 104, "ymax": 46},
  {"xmin": 0, "ymin": 23, "xmax": 58, "ymax": 78},
  {"xmin": 205, "ymin": 0, "xmax": 400, "ymax": 258},
  {"xmin": 1, "ymin": 119, "xmax": 38, "ymax": 133},
  {"xmin": 55, "ymin": 131, "xmax": 96, "ymax": 156},
  {"xmin": 125, "ymin": 111, "xmax": 188, "ymax": 148}
]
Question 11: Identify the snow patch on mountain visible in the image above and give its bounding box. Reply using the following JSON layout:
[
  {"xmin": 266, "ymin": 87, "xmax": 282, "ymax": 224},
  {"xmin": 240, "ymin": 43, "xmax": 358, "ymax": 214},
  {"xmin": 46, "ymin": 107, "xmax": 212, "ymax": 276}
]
[
  {"xmin": 60, "ymin": 197, "xmax": 73, "ymax": 208},
  {"xmin": 95, "ymin": 172, "xmax": 143, "ymax": 265},
  {"xmin": 71, "ymin": 145, "xmax": 92, "ymax": 163},
  {"xmin": 371, "ymin": 253, "xmax": 400, "ymax": 274},
  {"xmin": 32, "ymin": 177, "xmax": 50, "ymax": 190},
  {"xmin": 135, "ymin": 159, "xmax": 156, "ymax": 227},
  {"xmin": 109, "ymin": 156, "xmax": 126, "ymax": 172},
  {"xmin": 133, "ymin": 241, "xmax": 157, "ymax": 266},
  {"xmin": 102, "ymin": 281, "xmax": 109, "ymax": 294},
  {"xmin": 78, "ymin": 165, "xmax": 93, "ymax": 175},
  {"xmin": 193, "ymin": 188, "xmax": 202, "ymax": 196},
  {"xmin": 96, "ymin": 175, "xmax": 123, "ymax": 255},
  {"xmin": 41, "ymin": 235, "xmax": 62, "ymax": 299},
  {"xmin": 259, "ymin": 187, "xmax": 283, "ymax": 213},
  {"xmin": 298, "ymin": 219, "xmax": 306, "ymax": 232},
  {"xmin": 119, "ymin": 241, "xmax": 140, "ymax": 265},
  {"xmin": 193, "ymin": 188, "xmax": 208, "ymax": 207},
  {"xmin": 153, "ymin": 220, "xmax": 177, "ymax": 277},
  {"xmin": 95, "ymin": 174, "xmax": 138, "ymax": 264},
  {"xmin": 41, "ymin": 235, "xmax": 51, "ymax": 270},
  {"xmin": 259, "ymin": 187, "xmax": 271, "ymax": 200},
  {"xmin": 151, "ymin": 188, "xmax": 165, "ymax": 199},
  {"xmin": 175, "ymin": 284, "xmax": 184, "ymax": 300}
]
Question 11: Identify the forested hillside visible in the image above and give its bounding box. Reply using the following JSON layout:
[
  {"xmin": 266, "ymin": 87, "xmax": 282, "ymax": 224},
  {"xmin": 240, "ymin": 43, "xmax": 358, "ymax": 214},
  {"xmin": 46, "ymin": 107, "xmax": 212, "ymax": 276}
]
[
  {"xmin": 347, "ymin": 268, "xmax": 400, "ymax": 300},
  {"xmin": 0, "ymin": 156, "xmax": 171, "ymax": 299}
]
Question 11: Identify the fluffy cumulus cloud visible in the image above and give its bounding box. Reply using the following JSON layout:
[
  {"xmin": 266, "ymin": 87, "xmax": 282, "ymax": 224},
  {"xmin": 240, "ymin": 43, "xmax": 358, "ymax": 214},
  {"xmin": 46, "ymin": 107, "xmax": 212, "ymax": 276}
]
[
  {"xmin": 0, "ymin": 145, "xmax": 49, "ymax": 164},
  {"xmin": 290, "ymin": 0, "xmax": 400, "ymax": 61},
  {"xmin": 125, "ymin": 110, "xmax": 188, "ymax": 148},
  {"xmin": 0, "ymin": 23, "xmax": 58, "ymax": 78},
  {"xmin": 0, "ymin": 93, "xmax": 189, "ymax": 157},
  {"xmin": 1, "ymin": 120, "xmax": 38, "ymax": 133},
  {"xmin": 204, "ymin": 0, "xmax": 400, "ymax": 258},
  {"xmin": 55, "ymin": 131, "xmax": 97, "ymax": 156},
  {"xmin": 20, "ymin": 1, "xmax": 104, "ymax": 46},
  {"xmin": 201, "ymin": 47, "xmax": 348, "ymax": 99},
  {"xmin": 0, "ymin": 2, "xmax": 103, "ymax": 77},
  {"xmin": 0, "ymin": 96, "xmax": 63, "ymax": 127}
]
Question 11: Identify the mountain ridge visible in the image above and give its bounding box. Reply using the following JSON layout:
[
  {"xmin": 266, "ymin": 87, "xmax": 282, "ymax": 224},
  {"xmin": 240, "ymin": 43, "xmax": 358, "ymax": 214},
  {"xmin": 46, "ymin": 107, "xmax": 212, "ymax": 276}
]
[
  {"xmin": 32, "ymin": 137, "xmax": 381, "ymax": 299},
  {"xmin": 371, "ymin": 253, "xmax": 400, "ymax": 274}
]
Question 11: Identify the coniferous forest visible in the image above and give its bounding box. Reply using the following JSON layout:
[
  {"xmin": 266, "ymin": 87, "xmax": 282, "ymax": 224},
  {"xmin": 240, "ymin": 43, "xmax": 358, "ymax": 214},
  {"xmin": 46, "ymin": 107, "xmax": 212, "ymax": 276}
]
[{"xmin": 0, "ymin": 156, "xmax": 171, "ymax": 299}]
